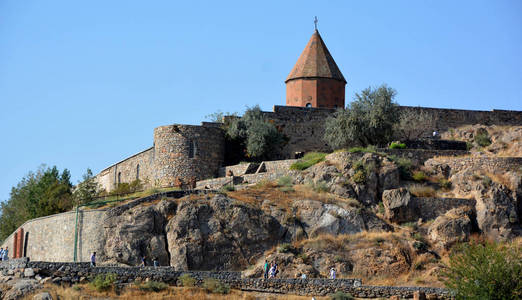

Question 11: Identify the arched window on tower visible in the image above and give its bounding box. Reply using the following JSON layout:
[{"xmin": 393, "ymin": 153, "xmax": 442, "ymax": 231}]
[
  {"xmin": 306, "ymin": 103, "xmax": 312, "ymax": 108},
  {"xmin": 188, "ymin": 140, "xmax": 197, "ymax": 158},
  {"xmin": 136, "ymin": 164, "xmax": 140, "ymax": 180}
]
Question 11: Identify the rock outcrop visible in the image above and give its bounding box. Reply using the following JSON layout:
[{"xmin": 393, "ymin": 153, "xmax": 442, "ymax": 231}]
[
  {"xmin": 428, "ymin": 207, "xmax": 474, "ymax": 250},
  {"xmin": 166, "ymin": 194, "xmax": 284, "ymax": 270}
]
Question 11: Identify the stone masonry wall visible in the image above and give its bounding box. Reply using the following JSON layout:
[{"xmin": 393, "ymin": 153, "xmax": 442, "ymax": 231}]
[
  {"xmin": 264, "ymin": 105, "xmax": 522, "ymax": 159},
  {"xmin": 153, "ymin": 124, "xmax": 225, "ymax": 188},
  {"xmin": 425, "ymin": 157, "xmax": 522, "ymax": 176},
  {"xmin": 0, "ymin": 209, "xmax": 106, "ymax": 262},
  {"xmin": 0, "ymin": 260, "xmax": 451, "ymax": 299},
  {"xmin": 95, "ymin": 147, "xmax": 154, "ymax": 192}
]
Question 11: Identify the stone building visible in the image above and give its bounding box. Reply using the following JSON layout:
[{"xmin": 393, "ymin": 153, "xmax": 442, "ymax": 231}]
[
  {"xmin": 285, "ymin": 30, "xmax": 346, "ymax": 109},
  {"xmin": 95, "ymin": 29, "xmax": 522, "ymax": 192}
]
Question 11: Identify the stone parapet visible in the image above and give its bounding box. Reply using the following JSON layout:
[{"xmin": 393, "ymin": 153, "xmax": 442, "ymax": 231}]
[{"xmin": 425, "ymin": 156, "xmax": 522, "ymax": 175}]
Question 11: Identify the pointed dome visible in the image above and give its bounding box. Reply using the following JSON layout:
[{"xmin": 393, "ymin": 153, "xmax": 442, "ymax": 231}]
[{"xmin": 286, "ymin": 30, "xmax": 346, "ymax": 83}]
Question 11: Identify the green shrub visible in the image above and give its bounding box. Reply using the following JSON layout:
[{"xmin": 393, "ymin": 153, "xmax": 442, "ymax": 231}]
[
  {"xmin": 412, "ymin": 171, "xmax": 427, "ymax": 182},
  {"xmin": 439, "ymin": 178, "xmax": 452, "ymax": 190},
  {"xmin": 90, "ymin": 273, "xmax": 117, "ymax": 292},
  {"xmin": 290, "ymin": 152, "xmax": 327, "ymax": 170},
  {"xmin": 220, "ymin": 185, "xmax": 235, "ymax": 192},
  {"xmin": 352, "ymin": 170, "xmax": 366, "ymax": 184},
  {"xmin": 348, "ymin": 145, "xmax": 378, "ymax": 153},
  {"xmin": 389, "ymin": 155, "xmax": 412, "ymax": 179},
  {"xmin": 389, "ymin": 142, "xmax": 406, "ymax": 149},
  {"xmin": 378, "ymin": 201, "xmax": 385, "ymax": 215},
  {"xmin": 277, "ymin": 176, "xmax": 293, "ymax": 187},
  {"xmin": 312, "ymin": 180, "xmax": 329, "ymax": 193},
  {"xmin": 179, "ymin": 274, "xmax": 196, "ymax": 287},
  {"xmin": 330, "ymin": 291, "xmax": 354, "ymax": 300},
  {"xmin": 278, "ymin": 243, "xmax": 295, "ymax": 253},
  {"xmin": 202, "ymin": 278, "xmax": 230, "ymax": 294},
  {"xmin": 466, "ymin": 141, "xmax": 473, "ymax": 151},
  {"xmin": 475, "ymin": 131, "xmax": 492, "ymax": 147},
  {"xmin": 441, "ymin": 240, "xmax": 521, "ymax": 299},
  {"xmin": 138, "ymin": 281, "xmax": 168, "ymax": 292}
]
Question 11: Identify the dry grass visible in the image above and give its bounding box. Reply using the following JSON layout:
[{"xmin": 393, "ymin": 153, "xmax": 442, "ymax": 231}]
[
  {"xmin": 226, "ymin": 181, "xmax": 357, "ymax": 212},
  {"xmin": 408, "ymin": 184, "xmax": 437, "ymax": 197},
  {"xmin": 26, "ymin": 284, "xmax": 330, "ymax": 300}
]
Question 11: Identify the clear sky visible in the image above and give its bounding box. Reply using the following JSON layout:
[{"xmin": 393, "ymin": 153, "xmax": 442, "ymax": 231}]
[{"xmin": 1, "ymin": 0, "xmax": 521, "ymax": 201}]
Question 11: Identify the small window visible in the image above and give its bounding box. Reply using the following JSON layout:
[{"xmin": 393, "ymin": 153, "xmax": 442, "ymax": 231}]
[
  {"xmin": 117, "ymin": 172, "xmax": 121, "ymax": 184},
  {"xmin": 306, "ymin": 103, "xmax": 312, "ymax": 108},
  {"xmin": 188, "ymin": 140, "xmax": 197, "ymax": 158},
  {"xmin": 136, "ymin": 164, "xmax": 140, "ymax": 180}
]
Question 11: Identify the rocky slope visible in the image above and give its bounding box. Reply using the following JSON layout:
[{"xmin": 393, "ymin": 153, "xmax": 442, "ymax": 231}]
[{"xmin": 93, "ymin": 146, "xmax": 520, "ymax": 287}]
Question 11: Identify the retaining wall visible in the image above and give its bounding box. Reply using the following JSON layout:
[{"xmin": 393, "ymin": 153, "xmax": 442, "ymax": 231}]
[
  {"xmin": 425, "ymin": 156, "xmax": 522, "ymax": 175},
  {"xmin": 0, "ymin": 260, "xmax": 452, "ymax": 299},
  {"xmin": 0, "ymin": 209, "xmax": 107, "ymax": 262}
]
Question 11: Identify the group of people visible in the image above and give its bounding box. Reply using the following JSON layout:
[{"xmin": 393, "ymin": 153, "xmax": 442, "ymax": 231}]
[
  {"xmin": 263, "ymin": 260, "xmax": 337, "ymax": 280},
  {"xmin": 89, "ymin": 252, "xmax": 160, "ymax": 268},
  {"xmin": 140, "ymin": 256, "xmax": 159, "ymax": 267},
  {"xmin": 0, "ymin": 247, "xmax": 8, "ymax": 261},
  {"xmin": 263, "ymin": 260, "xmax": 279, "ymax": 279}
]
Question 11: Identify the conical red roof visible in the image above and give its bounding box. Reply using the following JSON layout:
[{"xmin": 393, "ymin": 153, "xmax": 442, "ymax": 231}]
[{"xmin": 286, "ymin": 30, "xmax": 346, "ymax": 83}]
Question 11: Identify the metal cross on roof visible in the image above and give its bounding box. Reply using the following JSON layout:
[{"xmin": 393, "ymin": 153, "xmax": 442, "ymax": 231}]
[{"xmin": 314, "ymin": 16, "xmax": 318, "ymax": 30}]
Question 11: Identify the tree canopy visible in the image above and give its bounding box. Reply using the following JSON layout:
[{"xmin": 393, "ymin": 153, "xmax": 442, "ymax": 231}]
[
  {"xmin": 324, "ymin": 84, "xmax": 399, "ymax": 149},
  {"xmin": 0, "ymin": 165, "xmax": 74, "ymax": 241},
  {"xmin": 226, "ymin": 105, "xmax": 286, "ymax": 160}
]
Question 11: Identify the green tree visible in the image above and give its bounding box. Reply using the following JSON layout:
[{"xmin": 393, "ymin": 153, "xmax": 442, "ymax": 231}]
[
  {"xmin": 324, "ymin": 84, "xmax": 399, "ymax": 149},
  {"xmin": 226, "ymin": 105, "xmax": 285, "ymax": 160},
  {"xmin": 73, "ymin": 168, "xmax": 99, "ymax": 205},
  {"xmin": 0, "ymin": 165, "xmax": 73, "ymax": 240},
  {"xmin": 441, "ymin": 240, "xmax": 521, "ymax": 300}
]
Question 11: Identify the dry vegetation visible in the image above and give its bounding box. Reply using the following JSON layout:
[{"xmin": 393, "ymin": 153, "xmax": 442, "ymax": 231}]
[{"xmin": 25, "ymin": 284, "xmax": 331, "ymax": 300}]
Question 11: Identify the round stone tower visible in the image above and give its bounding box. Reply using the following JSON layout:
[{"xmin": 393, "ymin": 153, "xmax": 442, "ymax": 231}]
[
  {"xmin": 286, "ymin": 30, "xmax": 346, "ymax": 109},
  {"xmin": 153, "ymin": 124, "xmax": 225, "ymax": 188}
]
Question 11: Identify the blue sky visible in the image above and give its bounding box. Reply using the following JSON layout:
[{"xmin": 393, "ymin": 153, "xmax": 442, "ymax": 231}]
[{"xmin": 0, "ymin": 0, "xmax": 521, "ymax": 201}]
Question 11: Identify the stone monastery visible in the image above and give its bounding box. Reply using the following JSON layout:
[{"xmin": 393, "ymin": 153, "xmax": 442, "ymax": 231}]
[{"xmin": 95, "ymin": 29, "xmax": 522, "ymax": 193}]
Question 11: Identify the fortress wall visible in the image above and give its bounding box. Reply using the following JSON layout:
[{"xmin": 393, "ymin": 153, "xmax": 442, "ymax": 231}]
[
  {"xmin": 153, "ymin": 124, "xmax": 225, "ymax": 187},
  {"xmin": 95, "ymin": 147, "xmax": 154, "ymax": 192},
  {"xmin": 264, "ymin": 105, "xmax": 522, "ymax": 159},
  {"xmin": 0, "ymin": 209, "xmax": 106, "ymax": 262},
  {"xmin": 264, "ymin": 106, "xmax": 335, "ymax": 158}
]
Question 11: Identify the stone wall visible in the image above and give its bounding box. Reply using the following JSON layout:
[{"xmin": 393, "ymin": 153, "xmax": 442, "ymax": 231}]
[
  {"xmin": 218, "ymin": 163, "xmax": 259, "ymax": 177},
  {"xmin": 95, "ymin": 147, "xmax": 154, "ymax": 192},
  {"xmin": 0, "ymin": 209, "xmax": 107, "ymax": 262},
  {"xmin": 263, "ymin": 105, "xmax": 522, "ymax": 159},
  {"xmin": 381, "ymin": 149, "xmax": 469, "ymax": 166},
  {"xmin": 410, "ymin": 197, "xmax": 476, "ymax": 222},
  {"xmin": 425, "ymin": 156, "xmax": 522, "ymax": 175},
  {"xmin": 0, "ymin": 260, "xmax": 452, "ymax": 299},
  {"xmin": 153, "ymin": 124, "xmax": 225, "ymax": 188}
]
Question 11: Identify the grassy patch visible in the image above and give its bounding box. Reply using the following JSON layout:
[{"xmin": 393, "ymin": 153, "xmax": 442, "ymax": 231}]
[
  {"xmin": 412, "ymin": 171, "xmax": 427, "ymax": 182},
  {"xmin": 136, "ymin": 281, "xmax": 168, "ymax": 292},
  {"xmin": 389, "ymin": 142, "xmax": 407, "ymax": 149},
  {"xmin": 179, "ymin": 274, "xmax": 196, "ymax": 287},
  {"xmin": 474, "ymin": 131, "xmax": 492, "ymax": 147},
  {"xmin": 202, "ymin": 278, "xmax": 230, "ymax": 294},
  {"xmin": 438, "ymin": 178, "xmax": 452, "ymax": 190},
  {"xmin": 290, "ymin": 152, "xmax": 327, "ymax": 170},
  {"xmin": 90, "ymin": 273, "xmax": 117, "ymax": 292},
  {"xmin": 409, "ymin": 185, "xmax": 436, "ymax": 197}
]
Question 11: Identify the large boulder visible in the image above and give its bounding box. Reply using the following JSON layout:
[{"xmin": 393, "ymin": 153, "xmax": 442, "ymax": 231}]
[
  {"xmin": 475, "ymin": 184, "xmax": 519, "ymax": 241},
  {"xmin": 382, "ymin": 188, "xmax": 413, "ymax": 223},
  {"xmin": 428, "ymin": 206, "xmax": 474, "ymax": 249},
  {"xmin": 165, "ymin": 194, "xmax": 284, "ymax": 270},
  {"xmin": 292, "ymin": 200, "xmax": 391, "ymax": 238}
]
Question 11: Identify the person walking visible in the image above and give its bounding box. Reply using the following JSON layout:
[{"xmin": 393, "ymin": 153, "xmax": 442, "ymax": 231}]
[
  {"xmin": 153, "ymin": 257, "xmax": 158, "ymax": 267},
  {"xmin": 141, "ymin": 256, "xmax": 146, "ymax": 267},
  {"xmin": 0, "ymin": 247, "xmax": 4, "ymax": 261},
  {"xmin": 263, "ymin": 260, "xmax": 269, "ymax": 279},
  {"xmin": 268, "ymin": 264, "xmax": 276, "ymax": 279},
  {"xmin": 329, "ymin": 267, "xmax": 336, "ymax": 279},
  {"xmin": 3, "ymin": 247, "xmax": 8, "ymax": 261},
  {"xmin": 90, "ymin": 252, "xmax": 96, "ymax": 267}
]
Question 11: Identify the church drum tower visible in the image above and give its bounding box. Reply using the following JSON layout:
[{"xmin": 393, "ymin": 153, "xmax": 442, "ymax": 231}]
[{"xmin": 285, "ymin": 29, "xmax": 346, "ymax": 109}]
